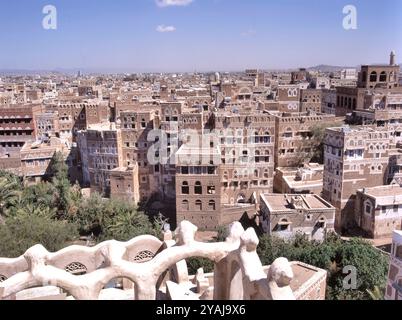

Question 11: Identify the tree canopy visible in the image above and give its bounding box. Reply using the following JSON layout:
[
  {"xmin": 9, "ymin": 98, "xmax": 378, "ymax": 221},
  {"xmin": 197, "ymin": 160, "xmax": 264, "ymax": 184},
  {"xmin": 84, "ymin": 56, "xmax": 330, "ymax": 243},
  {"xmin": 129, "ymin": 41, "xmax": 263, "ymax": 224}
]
[
  {"xmin": 257, "ymin": 232, "xmax": 389, "ymax": 300},
  {"xmin": 0, "ymin": 165, "xmax": 163, "ymax": 258},
  {"xmin": 0, "ymin": 213, "xmax": 79, "ymax": 258}
]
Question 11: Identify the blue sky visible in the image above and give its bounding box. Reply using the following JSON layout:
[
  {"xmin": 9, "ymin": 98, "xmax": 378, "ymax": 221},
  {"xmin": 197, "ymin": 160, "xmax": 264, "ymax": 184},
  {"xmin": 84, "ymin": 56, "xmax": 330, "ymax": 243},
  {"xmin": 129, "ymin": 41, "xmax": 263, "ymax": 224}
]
[{"xmin": 0, "ymin": 0, "xmax": 401, "ymax": 72}]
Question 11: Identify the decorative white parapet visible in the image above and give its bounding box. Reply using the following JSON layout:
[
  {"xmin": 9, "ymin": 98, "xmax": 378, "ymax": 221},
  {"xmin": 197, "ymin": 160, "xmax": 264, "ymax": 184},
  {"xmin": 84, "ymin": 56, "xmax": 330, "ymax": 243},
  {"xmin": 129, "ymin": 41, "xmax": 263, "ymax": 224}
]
[{"xmin": 0, "ymin": 221, "xmax": 298, "ymax": 300}]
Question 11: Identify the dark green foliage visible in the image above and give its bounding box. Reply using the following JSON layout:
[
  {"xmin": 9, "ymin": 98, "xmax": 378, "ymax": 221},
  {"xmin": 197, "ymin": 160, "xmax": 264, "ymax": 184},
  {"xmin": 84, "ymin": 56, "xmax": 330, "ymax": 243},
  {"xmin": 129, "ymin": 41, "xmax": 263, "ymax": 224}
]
[
  {"xmin": 0, "ymin": 171, "xmax": 22, "ymax": 217},
  {"xmin": 70, "ymin": 193, "xmax": 158, "ymax": 242},
  {"xmin": 47, "ymin": 152, "xmax": 81, "ymax": 218},
  {"xmin": 100, "ymin": 199, "xmax": 156, "ymax": 242},
  {"xmin": 50, "ymin": 151, "xmax": 69, "ymax": 181},
  {"xmin": 0, "ymin": 214, "xmax": 79, "ymax": 258},
  {"xmin": 21, "ymin": 182, "xmax": 56, "ymax": 209},
  {"xmin": 216, "ymin": 225, "xmax": 229, "ymax": 242},
  {"xmin": 0, "ymin": 158, "xmax": 156, "ymax": 257},
  {"xmin": 257, "ymin": 232, "xmax": 389, "ymax": 300},
  {"xmin": 296, "ymin": 121, "xmax": 344, "ymax": 166},
  {"xmin": 187, "ymin": 257, "xmax": 215, "ymax": 275},
  {"xmin": 330, "ymin": 238, "xmax": 388, "ymax": 300}
]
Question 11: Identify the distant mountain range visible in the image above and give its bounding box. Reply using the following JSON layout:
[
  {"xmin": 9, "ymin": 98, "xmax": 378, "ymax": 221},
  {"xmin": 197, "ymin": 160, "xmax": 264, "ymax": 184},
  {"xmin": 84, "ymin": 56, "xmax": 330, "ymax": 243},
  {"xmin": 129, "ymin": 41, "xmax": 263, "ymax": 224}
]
[
  {"xmin": 0, "ymin": 69, "xmax": 69, "ymax": 76},
  {"xmin": 0, "ymin": 66, "xmax": 355, "ymax": 76},
  {"xmin": 307, "ymin": 65, "xmax": 357, "ymax": 72}
]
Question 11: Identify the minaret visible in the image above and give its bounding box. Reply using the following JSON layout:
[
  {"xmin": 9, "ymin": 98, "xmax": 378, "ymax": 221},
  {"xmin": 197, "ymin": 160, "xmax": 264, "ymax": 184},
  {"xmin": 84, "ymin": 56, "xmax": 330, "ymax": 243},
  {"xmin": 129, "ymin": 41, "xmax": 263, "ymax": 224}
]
[{"xmin": 390, "ymin": 51, "xmax": 396, "ymax": 66}]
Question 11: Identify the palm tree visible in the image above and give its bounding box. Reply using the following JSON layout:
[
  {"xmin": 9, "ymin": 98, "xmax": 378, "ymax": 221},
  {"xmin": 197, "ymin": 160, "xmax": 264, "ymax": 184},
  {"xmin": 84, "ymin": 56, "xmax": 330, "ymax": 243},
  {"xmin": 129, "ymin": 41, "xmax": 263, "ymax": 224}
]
[
  {"xmin": 11, "ymin": 203, "xmax": 57, "ymax": 220},
  {"xmin": 0, "ymin": 177, "xmax": 21, "ymax": 218},
  {"xmin": 103, "ymin": 207, "xmax": 154, "ymax": 241}
]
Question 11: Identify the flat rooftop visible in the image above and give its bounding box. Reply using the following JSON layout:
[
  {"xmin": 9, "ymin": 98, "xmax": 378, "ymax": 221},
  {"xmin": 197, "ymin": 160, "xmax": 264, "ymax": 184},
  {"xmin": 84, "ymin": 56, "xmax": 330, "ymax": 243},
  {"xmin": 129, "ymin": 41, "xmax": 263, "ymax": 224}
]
[
  {"xmin": 327, "ymin": 125, "xmax": 384, "ymax": 133},
  {"xmin": 262, "ymin": 194, "xmax": 333, "ymax": 212},
  {"xmin": 283, "ymin": 176, "xmax": 323, "ymax": 189},
  {"xmin": 360, "ymin": 185, "xmax": 402, "ymax": 198}
]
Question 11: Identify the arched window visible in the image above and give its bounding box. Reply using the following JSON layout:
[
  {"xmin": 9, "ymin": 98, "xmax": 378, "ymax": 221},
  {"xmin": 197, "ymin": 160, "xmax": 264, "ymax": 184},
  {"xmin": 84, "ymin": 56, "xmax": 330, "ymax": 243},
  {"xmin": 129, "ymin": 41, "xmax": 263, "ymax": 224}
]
[
  {"xmin": 264, "ymin": 169, "xmax": 269, "ymax": 178},
  {"xmin": 255, "ymin": 150, "xmax": 260, "ymax": 163},
  {"xmin": 254, "ymin": 131, "xmax": 260, "ymax": 143},
  {"xmin": 264, "ymin": 132, "xmax": 271, "ymax": 143},
  {"xmin": 195, "ymin": 181, "xmax": 202, "ymax": 195},
  {"xmin": 182, "ymin": 181, "xmax": 189, "ymax": 195},
  {"xmin": 254, "ymin": 169, "xmax": 259, "ymax": 177},
  {"xmin": 370, "ymin": 71, "xmax": 377, "ymax": 82},
  {"xmin": 182, "ymin": 200, "xmax": 189, "ymax": 211},
  {"xmin": 348, "ymin": 98, "xmax": 352, "ymax": 109},
  {"xmin": 353, "ymin": 98, "xmax": 357, "ymax": 110},
  {"xmin": 379, "ymin": 71, "xmax": 387, "ymax": 82},
  {"xmin": 208, "ymin": 200, "xmax": 216, "ymax": 211},
  {"xmin": 264, "ymin": 150, "xmax": 270, "ymax": 162},
  {"xmin": 195, "ymin": 200, "xmax": 202, "ymax": 211},
  {"xmin": 390, "ymin": 71, "xmax": 396, "ymax": 82}
]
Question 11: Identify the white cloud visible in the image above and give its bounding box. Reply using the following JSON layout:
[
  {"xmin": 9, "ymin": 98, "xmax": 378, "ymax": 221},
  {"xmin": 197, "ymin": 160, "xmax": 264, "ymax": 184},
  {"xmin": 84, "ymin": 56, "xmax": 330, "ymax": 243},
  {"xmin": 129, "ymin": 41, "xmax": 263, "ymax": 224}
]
[
  {"xmin": 156, "ymin": 0, "xmax": 194, "ymax": 7},
  {"xmin": 156, "ymin": 25, "xmax": 177, "ymax": 33}
]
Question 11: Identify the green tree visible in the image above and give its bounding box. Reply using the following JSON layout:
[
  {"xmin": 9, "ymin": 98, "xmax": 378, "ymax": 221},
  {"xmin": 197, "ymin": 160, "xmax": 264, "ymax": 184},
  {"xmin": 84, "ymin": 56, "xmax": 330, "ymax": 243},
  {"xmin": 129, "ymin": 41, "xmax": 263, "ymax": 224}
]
[
  {"xmin": 7, "ymin": 202, "xmax": 57, "ymax": 220},
  {"xmin": 330, "ymin": 238, "xmax": 389, "ymax": 300},
  {"xmin": 74, "ymin": 193, "xmax": 155, "ymax": 241},
  {"xmin": 0, "ymin": 174, "xmax": 22, "ymax": 218},
  {"xmin": 21, "ymin": 182, "xmax": 56, "ymax": 209},
  {"xmin": 101, "ymin": 201, "xmax": 156, "ymax": 242},
  {"xmin": 48, "ymin": 152, "xmax": 81, "ymax": 218},
  {"xmin": 256, "ymin": 233, "xmax": 388, "ymax": 300},
  {"xmin": 295, "ymin": 121, "xmax": 344, "ymax": 166},
  {"xmin": 50, "ymin": 151, "xmax": 69, "ymax": 181},
  {"xmin": 72, "ymin": 193, "xmax": 107, "ymax": 236},
  {"xmin": 216, "ymin": 225, "xmax": 229, "ymax": 242},
  {"xmin": 0, "ymin": 214, "xmax": 79, "ymax": 258},
  {"xmin": 187, "ymin": 257, "xmax": 215, "ymax": 275}
]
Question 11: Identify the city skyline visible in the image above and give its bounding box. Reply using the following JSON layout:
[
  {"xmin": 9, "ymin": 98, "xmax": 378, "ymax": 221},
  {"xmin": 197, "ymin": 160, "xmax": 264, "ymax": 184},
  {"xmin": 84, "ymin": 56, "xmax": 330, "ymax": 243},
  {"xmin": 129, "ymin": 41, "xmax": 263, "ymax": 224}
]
[{"xmin": 0, "ymin": 0, "xmax": 401, "ymax": 73}]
